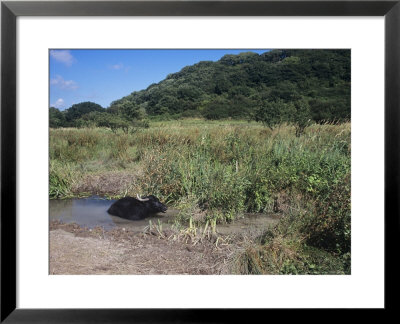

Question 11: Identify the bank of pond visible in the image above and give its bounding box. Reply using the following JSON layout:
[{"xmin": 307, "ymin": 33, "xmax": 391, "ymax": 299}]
[{"xmin": 49, "ymin": 196, "xmax": 280, "ymax": 235}]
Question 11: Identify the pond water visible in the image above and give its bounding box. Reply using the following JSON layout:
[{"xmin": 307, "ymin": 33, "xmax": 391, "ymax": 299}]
[{"xmin": 49, "ymin": 197, "xmax": 280, "ymax": 234}]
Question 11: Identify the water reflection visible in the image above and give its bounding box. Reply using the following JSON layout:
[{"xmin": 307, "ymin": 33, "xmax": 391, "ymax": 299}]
[
  {"xmin": 49, "ymin": 197, "xmax": 173, "ymax": 231},
  {"xmin": 49, "ymin": 197, "xmax": 280, "ymax": 233}
]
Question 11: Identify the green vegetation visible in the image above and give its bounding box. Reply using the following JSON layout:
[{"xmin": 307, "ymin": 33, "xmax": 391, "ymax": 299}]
[
  {"xmin": 49, "ymin": 119, "xmax": 351, "ymax": 274},
  {"xmin": 50, "ymin": 49, "xmax": 350, "ymax": 128},
  {"xmin": 49, "ymin": 101, "xmax": 148, "ymax": 132},
  {"xmin": 110, "ymin": 49, "xmax": 350, "ymax": 122},
  {"xmin": 49, "ymin": 49, "xmax": 351, "ymax": 274}
]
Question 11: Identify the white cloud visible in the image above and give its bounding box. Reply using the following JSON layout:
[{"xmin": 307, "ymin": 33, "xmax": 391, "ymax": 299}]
[
  {"xmin": 50, "ymin": 75, "xmax": 78, "ymax": 90},
  {"xmin": 53, "ymin": 98, "xmax": 65, "ymax": 109},
  {"xmin": 50, "ymin": 50, "xmax": 75, "ymax": 66},
  {"xmin": 109, "ymin": 63, "xmax": 124, "ymax": 70},
  {"xmin": 109, "ymin": 63, "xmax": 131, "ymax": 73}
]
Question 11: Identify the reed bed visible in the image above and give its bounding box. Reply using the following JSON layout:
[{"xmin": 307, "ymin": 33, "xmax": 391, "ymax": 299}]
[{"xmin": 50, "ymin": 119, "xmax": 351, "ymax": 274}]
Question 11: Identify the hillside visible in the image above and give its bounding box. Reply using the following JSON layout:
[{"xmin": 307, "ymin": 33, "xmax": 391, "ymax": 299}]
[
  {"xmin": 109, "ymin": 49, "xmax": 350, "ymax": 122},
  {"xmin": 50, "ymin": 49, "xmax": 351, "ymax": 128}
]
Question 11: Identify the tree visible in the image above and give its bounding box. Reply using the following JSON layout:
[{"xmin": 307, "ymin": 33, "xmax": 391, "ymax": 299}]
[
  {"xmin": 254, "ymin": 99, "xmax": 295, "ymax": 129},
  {"xmin": 94, "ymin": 111, "xmax": 149, "ymax": 134},
  {"xmin": 202, "ymin": 97, "xmax": 231, "ymax": 120},
  {"xmin": 229, "ymin": 94, "xmax": 256, "ymax": 119},
  {"xmin": 293, "ymin": 99, "xmax": 312, "ymax": 137},
  {"xmin": 64, "ymin": 101, "xmax": 105, "ymax": 126},
  {"xmin": 269, "ymin": 81, "xmax": 301, "ymax": 102},
  {"xmin": 49, "ymin": 107, "xmax": 66, "ymax": 128},
  {"xmin": 109, "ymin": 100, "xmax": 145, "ymax": 121},
  {"xmin": 97, "ymin": 114, "xmax": 130, "ymax": 134},
  {"xmin": 75, "ymin": 111, "xmax": 108, "ymax": 128}
]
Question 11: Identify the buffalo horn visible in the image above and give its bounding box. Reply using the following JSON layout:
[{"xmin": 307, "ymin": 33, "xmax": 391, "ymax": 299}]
[{"xmin": 136, "ymin": 194, "xmax": 149, "ymax": 202}]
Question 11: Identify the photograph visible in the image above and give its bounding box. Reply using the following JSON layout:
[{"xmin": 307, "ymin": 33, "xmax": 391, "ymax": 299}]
[
  {"xmin": 49, "ymin": 48, "xmax": 351, "ymax": 275},
  {"xmin": 2, "ymin": 0, "xmax": 396, "ymax": 319}
]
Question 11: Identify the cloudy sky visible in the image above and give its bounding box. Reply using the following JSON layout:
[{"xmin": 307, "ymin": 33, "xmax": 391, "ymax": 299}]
[{"xmin": 49, "ymin": 49, "xmax": 268, "ymax": 110}]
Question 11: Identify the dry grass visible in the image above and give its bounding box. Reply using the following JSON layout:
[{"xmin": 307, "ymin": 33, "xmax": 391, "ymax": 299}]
[
  {"xmin": 49, "ymin": 222, "xmax": 235, "ymax": 275},
  {"xmin": 71, "ymin": 170, "xmax": 141, "ymax": 197}
]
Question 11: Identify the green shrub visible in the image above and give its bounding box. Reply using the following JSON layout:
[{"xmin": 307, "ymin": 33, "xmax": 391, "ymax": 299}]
[
  {"xmin": 49, "ymin": 120, "xmax": 351, "ymax": 274},
  {"xmin": 49, "ymin": 120, "xmax": 350, "ymax": 229}
]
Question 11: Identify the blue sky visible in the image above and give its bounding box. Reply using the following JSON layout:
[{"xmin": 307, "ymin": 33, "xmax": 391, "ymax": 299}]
[{"xmin": 49, "ymin": 49, "xmax": 269, "ymax": 110}]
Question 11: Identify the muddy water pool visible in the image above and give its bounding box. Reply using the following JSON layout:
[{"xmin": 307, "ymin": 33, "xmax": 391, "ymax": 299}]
[{"xmin": 49, "ymin": 197, "xmax": 280, "ymax": 234}]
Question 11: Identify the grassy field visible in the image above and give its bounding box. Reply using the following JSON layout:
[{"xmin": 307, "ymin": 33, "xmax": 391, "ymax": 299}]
[{"xmin": 50, "ymin": 118, "xmax": 351, "ymax": 274}]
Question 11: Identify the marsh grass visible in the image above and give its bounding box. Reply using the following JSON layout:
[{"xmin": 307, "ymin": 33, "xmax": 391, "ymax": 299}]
[
  {"xmin": 50, "ymin": 120, "xmax": 350, "ymax": 212},
  {"xmin": 50, "ymin": 119, "xmax": 350, "ymax": 273}
]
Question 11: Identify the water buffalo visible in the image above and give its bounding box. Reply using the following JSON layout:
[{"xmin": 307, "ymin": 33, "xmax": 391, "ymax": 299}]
[{"xmin": 107, "ymin": 194, "xmax": 167, "ymax": 220}]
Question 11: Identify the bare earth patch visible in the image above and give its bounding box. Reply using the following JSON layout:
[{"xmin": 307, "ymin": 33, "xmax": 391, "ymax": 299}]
[{"xmin": 50, "ymin": 221, "xmax": 238, "ymax": 275}]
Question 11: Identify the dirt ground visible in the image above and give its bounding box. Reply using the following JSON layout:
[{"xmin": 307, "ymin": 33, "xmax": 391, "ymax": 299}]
[{"xmin": 49, "ymin": 221, "xmax": 244, "ymax": 275}]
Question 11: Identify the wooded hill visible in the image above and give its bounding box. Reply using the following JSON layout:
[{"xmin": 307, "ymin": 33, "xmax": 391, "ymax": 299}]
[{"xmin": 50, "ymin": 49, "xmax": 350, "ymax": 128}]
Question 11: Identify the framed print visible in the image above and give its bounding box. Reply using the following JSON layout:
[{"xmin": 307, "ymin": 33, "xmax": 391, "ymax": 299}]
[{"xmin": 1, "ymin": 0, "xmax": 398, "ymax": 321}]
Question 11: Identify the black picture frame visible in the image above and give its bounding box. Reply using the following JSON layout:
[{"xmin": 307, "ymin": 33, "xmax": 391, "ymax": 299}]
[{"xmin": 1, "ymin": 0, "xmax": 398, "ymax": 322}]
